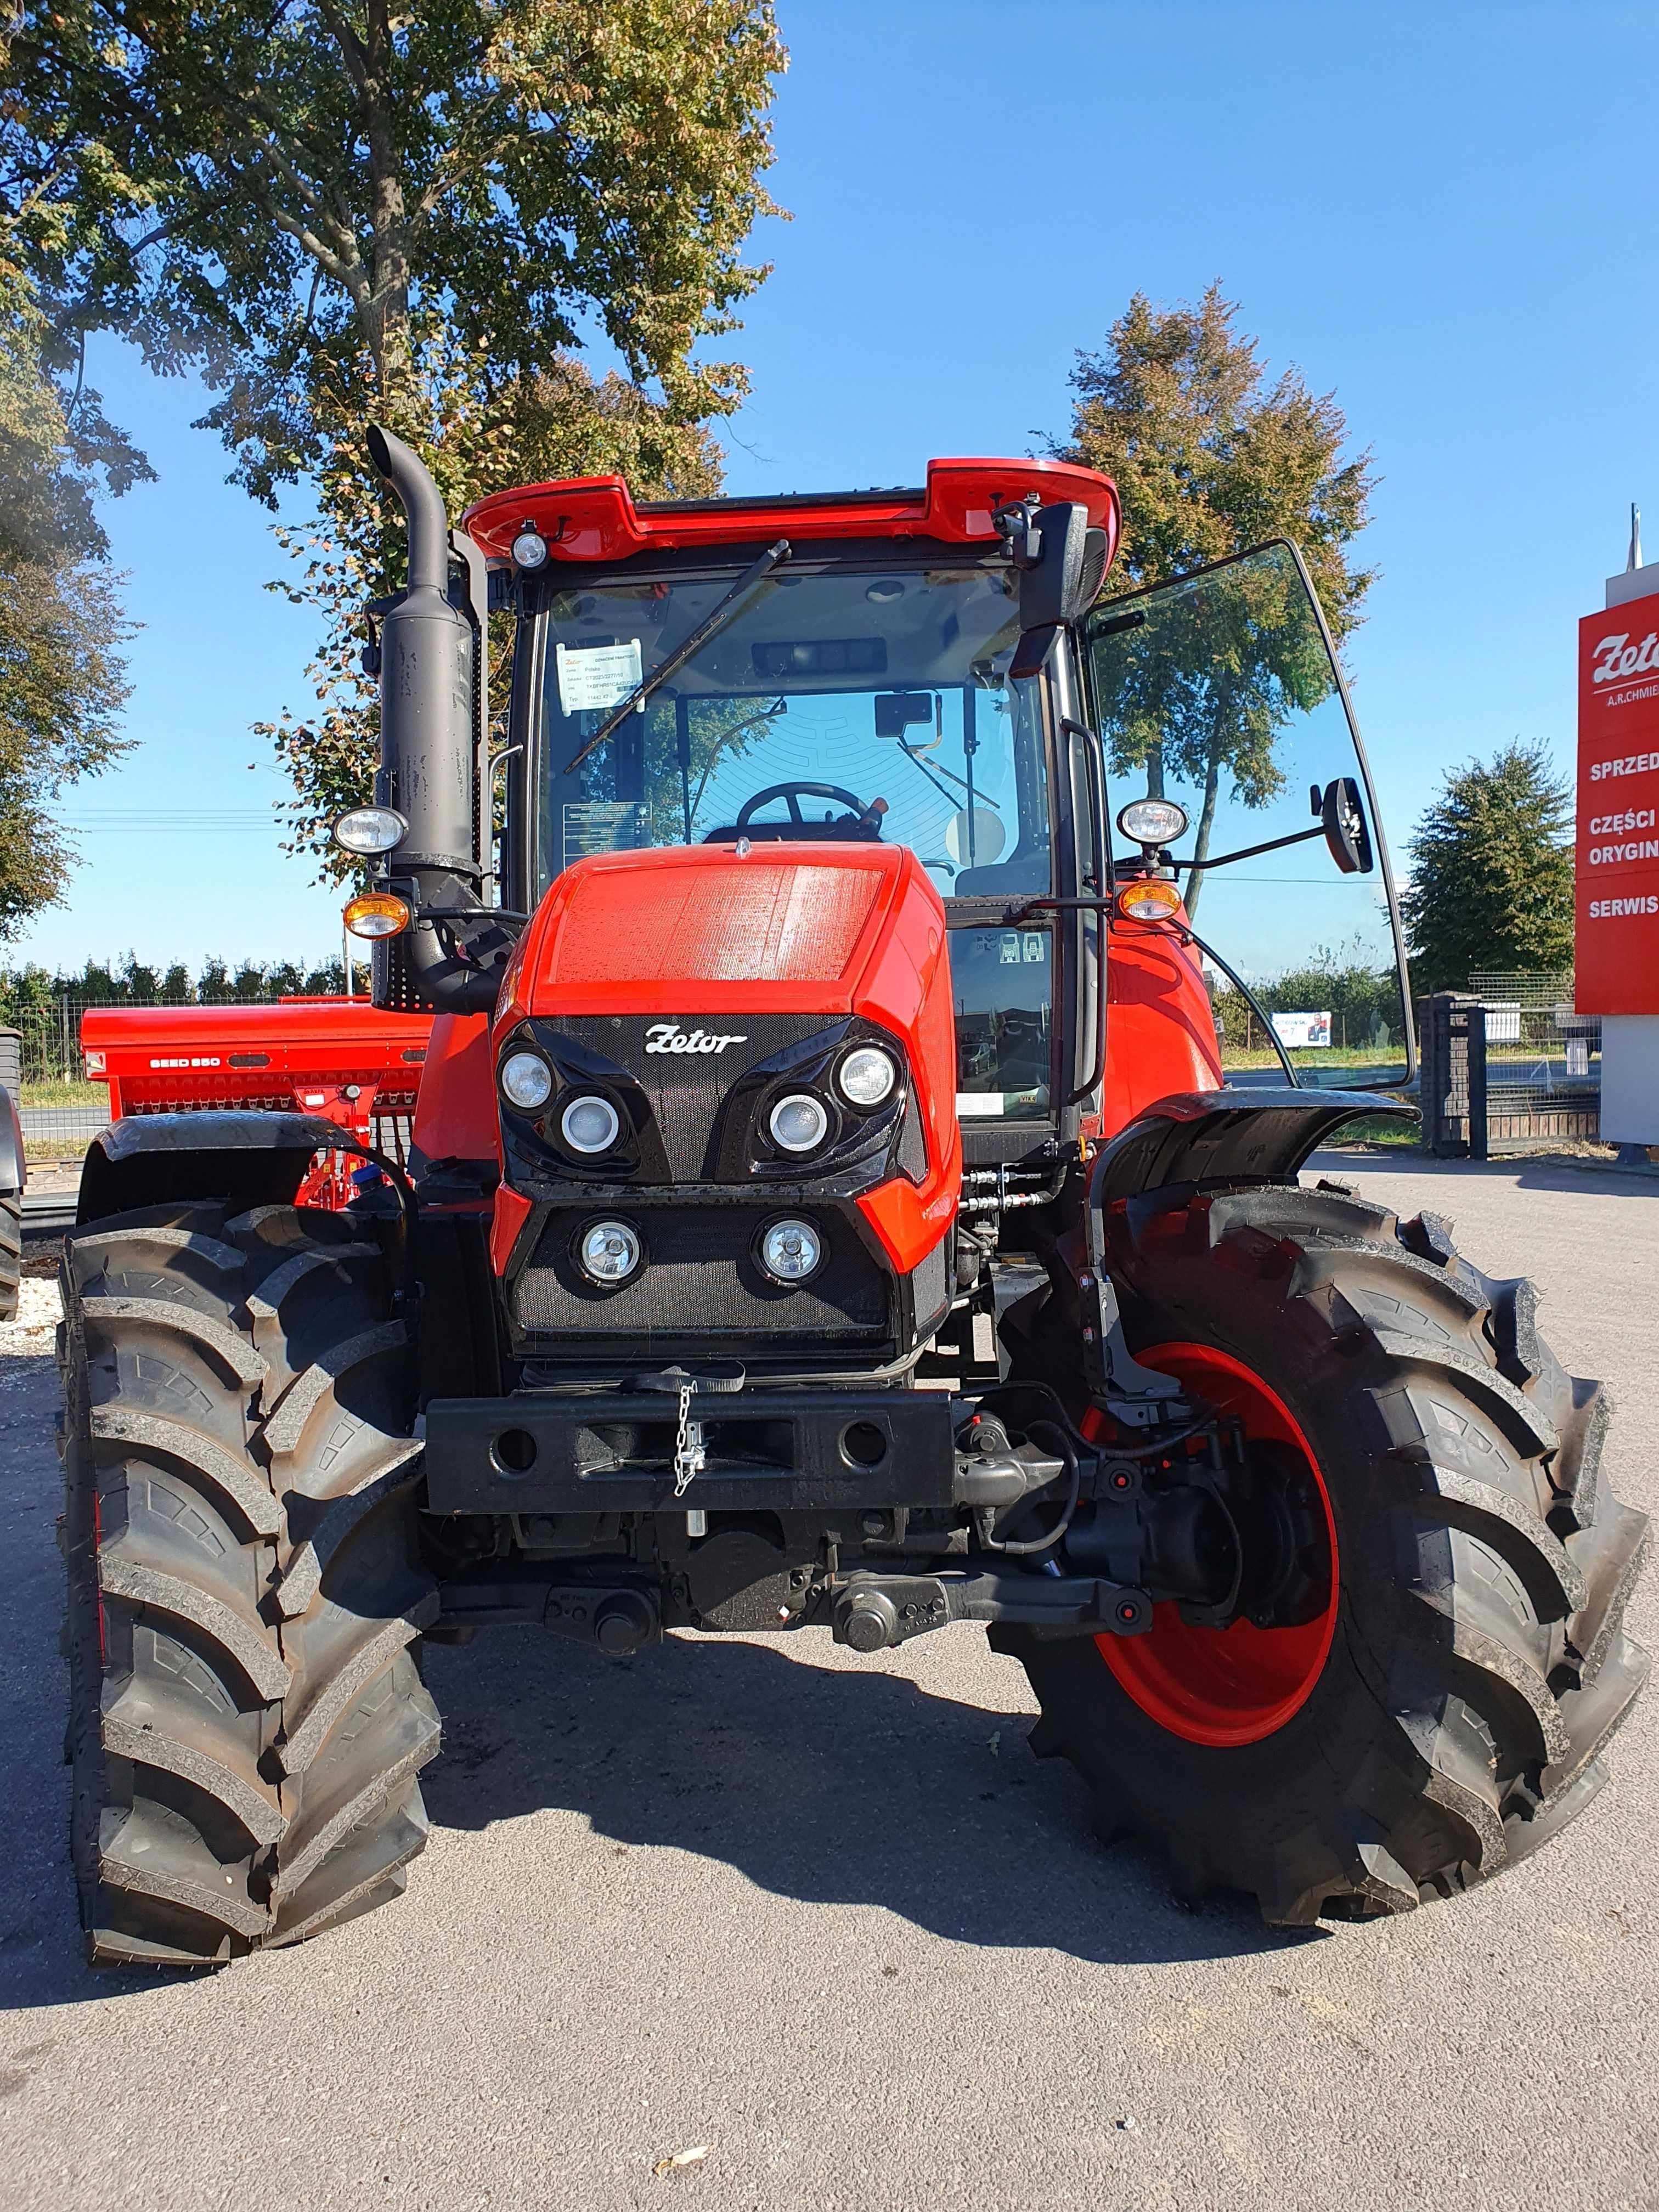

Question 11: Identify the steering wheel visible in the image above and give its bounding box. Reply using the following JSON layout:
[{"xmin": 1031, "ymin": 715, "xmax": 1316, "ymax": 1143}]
[{"xmin": 735, "ymin": 781, "xmax": 883, "ymax": 832}]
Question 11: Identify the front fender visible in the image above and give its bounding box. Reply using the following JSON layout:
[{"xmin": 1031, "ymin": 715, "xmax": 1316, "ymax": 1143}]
[
  {"xmin": 1090, "ymin": 1086, "xmax": 1417, "ymax": 1208},
  {"xmin": 0, "ymin": 1084, "xmax": 24, "ymax": 1194},
  {"xmin": 76, "ymin": 1110, "xmax": 379, "ymax": 1225}
]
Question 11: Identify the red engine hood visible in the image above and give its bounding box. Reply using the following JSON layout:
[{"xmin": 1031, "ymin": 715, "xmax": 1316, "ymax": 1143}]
[{"xmin": 495, "ymin": 840, "xmax": 962, "ymax": 1269}]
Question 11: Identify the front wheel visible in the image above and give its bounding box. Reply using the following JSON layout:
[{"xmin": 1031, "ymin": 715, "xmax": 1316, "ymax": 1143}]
[
  {"xmin": 997, "ymin": 1181, "xmax": 1649, "ymax": 1924},
  {"xmin": 60, "ymin": 1199, "xmax": 440, "ymax": 1964}
]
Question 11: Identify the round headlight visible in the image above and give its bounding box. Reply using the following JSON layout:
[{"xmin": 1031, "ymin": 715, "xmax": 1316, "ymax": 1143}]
[
  {"xmin": 837, "ymin": 1045, "xmax": 897, "ymax": 1108},
  {"xmin": 560, "ymin": 1093, "xmax": 620, "ymax": 1154},
  {"xmin": 769, "ymin": 1092, "xmax": 830, "ymax": 1154},
  {"xmin": 331, "ymin": 804, "xmax": 408, "ymax": 857},
  {"xmin": 499, "ymin": 1050, "xmax": 554, "ymax": 1110},
  {"xmin": 511, "ymin": 527, "xmax": 549, "ymax": 570},
  {"xmin": 1115, "ymin": 878, "xmax": 1186, "ymax": 923},
  {"xmin": 759, "ymin": 1218, "xmax": 823, "ymax": 1283},
  {"xmin": 1117, "ymin": 797, "xmax": 1190, "ymax": 848},
  {"xmin": 577, "ymin": 1219, "xmax": 642, "ymax": 1284}
]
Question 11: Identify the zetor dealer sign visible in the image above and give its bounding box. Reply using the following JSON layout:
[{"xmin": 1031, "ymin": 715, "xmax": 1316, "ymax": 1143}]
[{"xmin": 1577, "ymin": 603, "xmax": 1659, "ymax": 1014}]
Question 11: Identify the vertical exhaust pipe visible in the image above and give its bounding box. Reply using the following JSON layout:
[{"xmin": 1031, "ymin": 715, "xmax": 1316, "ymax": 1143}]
[{"xmin": 365, "ymin": 426, "xmax": 501, "ymax": 1014}]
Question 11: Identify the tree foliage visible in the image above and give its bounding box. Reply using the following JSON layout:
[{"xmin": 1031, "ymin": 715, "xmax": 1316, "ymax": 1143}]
[
  {"xmin": 3, "ymin": 0, "xmax": 785, "ymax": 859},
  {"xmin": 1400, "ymin": 740, "xmax": 1575, "ymax": 992},
  {"xmin": 1058, "ymin": 285, "xmax": 1374, "ymax": 915},
  {"xmin": 0, "ymin": 246, "xmax": 133, "ymax": 936}
]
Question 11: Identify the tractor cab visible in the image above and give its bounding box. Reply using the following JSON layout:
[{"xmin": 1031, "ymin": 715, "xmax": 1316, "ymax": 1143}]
[{"xmin": 456, "ymin": 461, "xmax": 1413, "ymax": 1172}]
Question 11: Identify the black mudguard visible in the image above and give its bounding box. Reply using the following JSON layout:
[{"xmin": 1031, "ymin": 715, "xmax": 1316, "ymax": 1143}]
[
  {"xmin": 0, "ymin": 1084, "xmax": 24, "ymax": 1195},
  {"xmin": 1090, "ymin": 1086, "xmax": 1417, "ymax": 1208},
  {"xmin": 76, "ymin": 1110, "xmax": 394, "ymax": 1225}
]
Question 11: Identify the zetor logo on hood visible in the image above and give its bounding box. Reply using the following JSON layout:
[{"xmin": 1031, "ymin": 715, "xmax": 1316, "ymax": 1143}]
[
  {"xmin": 644, "ymin": 1023, "xmax": 748, "ymax": 1056},
  {"xmin": 1593, "ymin": 629, "xmax": 1659, "ymax": 685}
]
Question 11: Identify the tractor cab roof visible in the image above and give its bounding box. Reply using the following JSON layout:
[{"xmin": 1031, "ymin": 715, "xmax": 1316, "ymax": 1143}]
[{"xmin": 462, "ymin": 455, "xmax": 1119, "ymax": 568}]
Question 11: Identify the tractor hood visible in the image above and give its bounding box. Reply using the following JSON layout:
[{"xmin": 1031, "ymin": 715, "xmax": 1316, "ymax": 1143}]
[{"xmin": 491, "ymin": 839, "xmax": 962, "ymax": 1270}]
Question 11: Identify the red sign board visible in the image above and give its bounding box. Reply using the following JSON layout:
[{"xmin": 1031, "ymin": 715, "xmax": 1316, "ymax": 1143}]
[{"xmin": 1576, "ymin": 595, "xmax": 1659, "ymax": 1013}]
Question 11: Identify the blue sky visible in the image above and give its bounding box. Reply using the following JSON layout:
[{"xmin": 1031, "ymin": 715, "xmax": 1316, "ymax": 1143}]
[{"xmin": 24, "ymin": 0, "xmax": 1659, "ymax": 975}]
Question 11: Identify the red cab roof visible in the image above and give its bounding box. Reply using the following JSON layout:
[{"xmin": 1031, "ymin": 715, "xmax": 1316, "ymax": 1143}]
[{"xmin": 462, "ymin": 455, "xmax": 1119, "ymax": 568}]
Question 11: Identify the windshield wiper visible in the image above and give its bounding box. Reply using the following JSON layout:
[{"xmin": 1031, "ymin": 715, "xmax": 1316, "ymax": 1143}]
[{"xmin": 562, "ymin": 538, "xmax": 792, "ymax": 777}]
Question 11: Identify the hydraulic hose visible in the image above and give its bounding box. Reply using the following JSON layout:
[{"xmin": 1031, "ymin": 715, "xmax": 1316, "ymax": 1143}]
[{"xmin": 985, "ymin": 1419, "xmax": 1080, "ymax": 1556}]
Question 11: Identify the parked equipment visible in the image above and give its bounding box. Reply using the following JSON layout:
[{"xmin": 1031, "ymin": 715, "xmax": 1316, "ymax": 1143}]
[
  {"xmin": 0, "ymin": 1026, "xmax": 22, "ymax": 1319},
  {"xmin": 80, "ymin": 997, "xmax": 432, "ymax": 1209},
  {"xmin": 58, "ymin": 433, "xmax": 1649, "ymax": 1965}
]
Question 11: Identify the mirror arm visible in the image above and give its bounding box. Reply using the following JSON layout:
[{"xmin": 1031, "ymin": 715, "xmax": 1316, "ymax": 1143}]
[{"xmin": 1158, "ymin": 823, "xmax": 1328, "ymax": 874}]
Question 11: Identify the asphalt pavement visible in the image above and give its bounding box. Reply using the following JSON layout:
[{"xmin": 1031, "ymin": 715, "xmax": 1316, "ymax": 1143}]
[{"xmin": 2, "ymin": 1149, "xmax": 1656, "ymax": 2211}]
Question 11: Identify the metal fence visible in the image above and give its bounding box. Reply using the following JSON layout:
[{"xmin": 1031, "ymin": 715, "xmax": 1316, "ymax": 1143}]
[{"xmin": 1421, "ymin": 986, "xmax": 1601, "ymax": 1156}]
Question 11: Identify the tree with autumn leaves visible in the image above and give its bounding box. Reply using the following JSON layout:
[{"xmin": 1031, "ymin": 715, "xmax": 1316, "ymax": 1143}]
[
  {"xmin": 3, "ymin": 0, "xmax": 786, "ymax": 868},
  {"xmin": 1056, "ymin": 284, "xmax": 1375, "ymax": 915}
]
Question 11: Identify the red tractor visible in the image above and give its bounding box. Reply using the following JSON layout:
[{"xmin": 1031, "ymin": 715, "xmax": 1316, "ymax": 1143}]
[{"xmin": 59, "ymin": 431, "xmax": 1647, "ymax": 1964}]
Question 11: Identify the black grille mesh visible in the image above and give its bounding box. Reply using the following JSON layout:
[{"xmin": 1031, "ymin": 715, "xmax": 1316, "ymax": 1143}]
[{"xmin": 515, "ymin": 1204, "xmax": 889, "ymax": 1345}]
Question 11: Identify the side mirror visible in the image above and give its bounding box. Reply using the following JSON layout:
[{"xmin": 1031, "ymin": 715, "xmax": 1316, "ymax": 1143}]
[
  {"xmin": 1320, "ymin": 776, "xmax": 1374, "ymax": 874},
  {"xmin": 1008, "ymin": 502, "xmax": 1110, "ymax": 678}
]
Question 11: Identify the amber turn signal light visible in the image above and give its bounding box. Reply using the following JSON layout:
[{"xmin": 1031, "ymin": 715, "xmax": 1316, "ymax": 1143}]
[
  {"xmin": 343, "ymin": 890, "xmax": 412, "ymax": 940},
  {"xmin": 1114, "ymin": 877, "xmax": 1184, "ymax": 923}
]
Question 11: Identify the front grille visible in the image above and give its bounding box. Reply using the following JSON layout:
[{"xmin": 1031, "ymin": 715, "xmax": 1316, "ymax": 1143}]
[{"xmin": 514, "ymin": 1203, "xmax": 889, "ymax": 1350}]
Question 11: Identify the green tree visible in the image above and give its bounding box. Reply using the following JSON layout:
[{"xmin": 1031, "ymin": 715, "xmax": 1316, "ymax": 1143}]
[
  {"xmin": 4, "ymin": 0, "xmax": 785, "ymax": 860},
  {"xmin": 0, "ymin": 249, "xmax": 133, "ymax": 934},
  {"xmin": 1400, "ymin": 741, "xmax": 1575, "ymax": 992},
  {"xmin": 1057, "ymin": 284, "xmax": 1374, "ymax": 915}
]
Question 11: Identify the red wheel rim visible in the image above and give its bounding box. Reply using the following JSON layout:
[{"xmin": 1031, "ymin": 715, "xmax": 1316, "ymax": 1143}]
[{"xmin": 1092, "ymin": 1342, "xmax": 1339, "ymax": 1747}]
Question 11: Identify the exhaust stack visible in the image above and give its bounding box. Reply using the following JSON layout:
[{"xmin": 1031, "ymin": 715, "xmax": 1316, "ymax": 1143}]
[{"xmin": 365, "ymin": 425, "xmax": 499, "ymax": 1014}]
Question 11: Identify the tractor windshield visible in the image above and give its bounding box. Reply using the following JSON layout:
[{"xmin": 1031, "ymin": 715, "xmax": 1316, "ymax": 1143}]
[
  {"xmin": 531, "ymin": 556, "xmax": 1060, "ymax": 1122},
  {"xmin": 1083, "ymin": 540, "xmax": 1413, "ymax": 1091},
  {"xmin": 531, "ymin": 560, "xmax": 1048, "ymax": 901}
]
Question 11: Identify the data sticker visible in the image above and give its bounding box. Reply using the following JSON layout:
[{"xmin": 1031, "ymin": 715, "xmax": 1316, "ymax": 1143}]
[
  {"xmin": 555, "ymin": 638, "xmax": 643, "ymax": 716},
  {"xmin": 562, "ymin": 801, "xmax": 651, "ymax": 873}
]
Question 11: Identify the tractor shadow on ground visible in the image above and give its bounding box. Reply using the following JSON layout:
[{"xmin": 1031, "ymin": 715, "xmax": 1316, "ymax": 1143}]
[{"xmin": 421, "ymin": 1626, "xmax": 1319, "ymax": 1971}]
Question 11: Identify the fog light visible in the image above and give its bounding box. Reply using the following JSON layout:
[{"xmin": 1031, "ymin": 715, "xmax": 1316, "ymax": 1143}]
[
  {"xmin": 499, "ymin": 1050, "xmax": 553, "ymax": 1110},
  {"xmin": 577, "ymin": 1219, "xmax": 642, "ymax": 1284},
  {"xmin": 561, "ymin": 1093, "xmax": 620, "ymax": 1153},
  {"xmin": 331, "ymin": 804, "xmax": 408, "ymax": 856},
  {"xmin": 343, "ymin": 890, "xmax": 411, "ymax": 939},
  {"xmin": 837, "ymin": 1045, "xmax": 897, "ymax": 1108},
  {"xmin": 511, "ymin": 526, "xmax": 549, "ymax": 569},
  {"xmin": 769, "ymin": 1092, "xmax": 829, "ymax": 1153},
  {"xmin": 1115, "ymin": 878, "xmax": 1185, "ymax": 923},
  {"xmin": 759, "ymin": 1218, "xmax": 822, "ymax": 1283}
]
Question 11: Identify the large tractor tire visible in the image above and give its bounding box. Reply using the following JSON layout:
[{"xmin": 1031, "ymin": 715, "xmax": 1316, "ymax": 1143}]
[
  {"xmin": 59, "ymin": 1199, "xmax": 439, "ymax": 1965},
  {"xmin": 0, "ymin": 1186, "xmax": 20, "ymax": 1322},
  {"xmin": 999, "ymin": 1180, "xmax": 1649, "ymax": 1925}
]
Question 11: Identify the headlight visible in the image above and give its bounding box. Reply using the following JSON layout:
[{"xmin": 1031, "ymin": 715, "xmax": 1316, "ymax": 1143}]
[
  {"xmin": 758, "ymin": 1218, "xmax": 823, "ymax": 1283},
  {"xmin": 576, "ymin": 1219, "xmax": 642, "ymax": 1284},
  {"xmin": 511, "ymin": 527, "xmax": 549, "ymax": 569},
  {"xmin": 343, "ymin": 890, "xmax": 411, "ymax": 939},
  {"xmin": 560, "ymin": 1093, "xmax": 620, "ymax": 1154},
  {"xmin": 769, "ymin": 1092, "xmax": 830, "ymax": 1153},
  {"xmin": 1117, "ymin": 797, "xmax": 1190, "ymax": 847},
  {"xmin": 331, "ymin": 804, "xmax": 408, "ymax": 857},
  {"xmin": 499, "ymin": 1050, "xmax": 554, "ymax": 1110},
  {"xmin": 1115, "ymin": 878, "xmax": 1185, "ymax": 923},
  {"xmin": 837, "ymin": 1045, "xmax": 897, "ymax": 1108}
]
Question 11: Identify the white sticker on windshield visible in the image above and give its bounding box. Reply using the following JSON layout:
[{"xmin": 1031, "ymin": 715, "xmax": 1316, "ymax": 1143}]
[
  {"xmin": 556, "ymin": 638, "xmax": 643, "ymax": 715},
  {"xmin": 956, "ymin": 1093, "xmax": 1007, "ymax": 1118}
]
